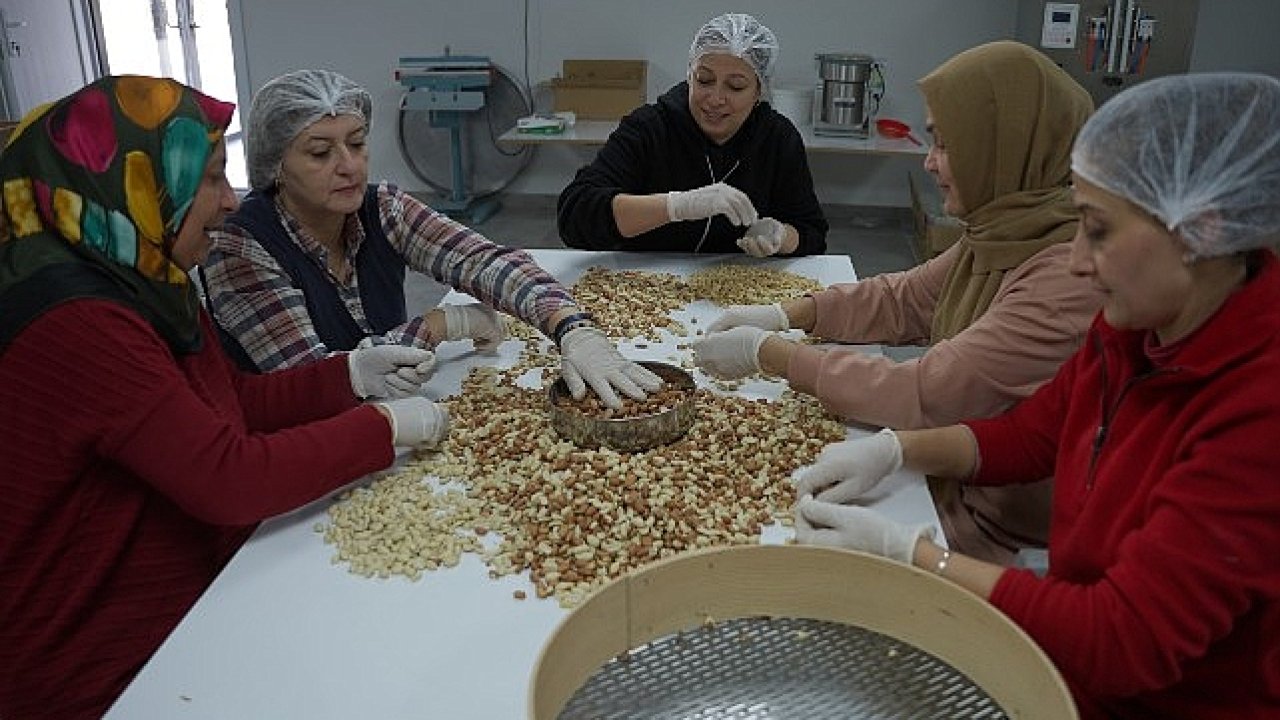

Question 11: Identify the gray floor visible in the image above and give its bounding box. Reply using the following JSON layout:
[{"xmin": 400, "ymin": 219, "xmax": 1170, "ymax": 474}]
[{"xmin": 405, "ymin": 193, "xmax": 927, "ymax": 361}]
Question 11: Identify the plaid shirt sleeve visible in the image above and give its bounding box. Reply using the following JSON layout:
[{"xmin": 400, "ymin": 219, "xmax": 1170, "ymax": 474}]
[
  {"xmin": 203, "ymin": 184, "xmax": 580, "ymax": 372},
  {"xmin": 376, "ymin": 183, "xmax": 577, "ymax": 336},
  {"xmin": 203, "ymin": 224, "xmax": 346, "ymax": 371}
]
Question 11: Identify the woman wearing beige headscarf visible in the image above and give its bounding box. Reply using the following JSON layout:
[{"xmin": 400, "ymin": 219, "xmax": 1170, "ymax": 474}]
[{"xmin": 694, "ymin": 41, "xmax": 1102, "ymax": 564}]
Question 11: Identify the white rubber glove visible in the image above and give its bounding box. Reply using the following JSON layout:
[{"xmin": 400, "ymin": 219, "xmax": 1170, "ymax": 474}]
[
  {"xmin": 559, "ymin": 326, "xmax": 664, "ymax": 410},
  {"xmin": 373, "ymin": 397, "xmax": 450, "ymax": 448},
  {"xmin": 737, "ymin": 217, "xmax": 786, "ymax": 257},
  {"xmin": 666, "ymin": 182, "xmax": 758, "ymax": 226},
  {"xmin": 442, "ymin": 303, "xmax": 507, "ymax": 353},
  {"xmin": 691, "ymin": 326, "xmax": 769, "ymax": 380},
  {"xmin": 794, "ymin": 497, "xmax": 934, "ymax": 564},
  {"xmin": 707, "ymin": 303, "xmax": 789, "ymax": 333},
  {"xmin": 794, "ymin": 429, "xmax": 903, "ymax": 503},
  {"xmin": 348, "ymin": 345, "xmax": 436, "ymax": 399}
]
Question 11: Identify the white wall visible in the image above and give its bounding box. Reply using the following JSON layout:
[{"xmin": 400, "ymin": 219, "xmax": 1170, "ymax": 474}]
[
  {"xmin": 231, "ymin": 0, "xmax": 1020, "ymax": 208},
  {"xmin": 0, "ymin": 0, "xmax": 98, "ymax": 118},
  {"xmin": 1189, "ymin": 0, "xmax": 1280, "ymax": 76}
]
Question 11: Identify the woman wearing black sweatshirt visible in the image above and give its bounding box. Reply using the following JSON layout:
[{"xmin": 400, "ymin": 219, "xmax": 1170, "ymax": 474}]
[{"xmin": 556, "ymin": 13, "xmax": 827, "ymax": 256}]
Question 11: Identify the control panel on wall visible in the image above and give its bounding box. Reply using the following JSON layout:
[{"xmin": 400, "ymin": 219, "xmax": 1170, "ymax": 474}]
[
  {"xmin": 1041, "ymin": 3, "xmax": 1080, "ymax": 48},
  {"xmin": 1026, "ymin": 0, "xmax": 1199, "ymax": 105}
]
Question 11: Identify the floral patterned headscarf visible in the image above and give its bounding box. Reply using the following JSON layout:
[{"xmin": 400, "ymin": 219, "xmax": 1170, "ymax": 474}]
[{"xmin": 0, "ymin": 75, "xmax": 234, "ymax": 353}]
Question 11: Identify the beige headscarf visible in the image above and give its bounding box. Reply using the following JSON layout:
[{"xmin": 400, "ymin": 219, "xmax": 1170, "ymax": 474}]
[{"xmin": 919, "ymin": 41, "xmax": 1093, "ymax": 342}]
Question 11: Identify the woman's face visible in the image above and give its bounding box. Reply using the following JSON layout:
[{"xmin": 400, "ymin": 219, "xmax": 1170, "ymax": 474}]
[
  {"xmin": 687, "ymin": 53, "xmax": 760, "ymax": 145},
  {"xmin": 923, "ymin": 111, "xmax": 964, "ymax": 216},
  {"xmin": 1068, "ymin": 173, "xmax": 1195, "ymax": 337},
  {"xmin": 278, "ymin": 113, "xmax": 369, "ymax": 219},
  {"xmin": 171, "ymin": 140, "xmax": 238, "ymax": 269}
]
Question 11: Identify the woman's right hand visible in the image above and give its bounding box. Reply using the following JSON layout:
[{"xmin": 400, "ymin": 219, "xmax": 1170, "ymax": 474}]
[
  {"xmin": 707, "ymin": 303, "xmax": 789, "ymax": 332},
  {"xmin": 666, "ymin": 183, "xmax": 757, "ymax": 226}
]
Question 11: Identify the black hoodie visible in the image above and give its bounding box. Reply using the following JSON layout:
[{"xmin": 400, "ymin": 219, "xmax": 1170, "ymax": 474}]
[{"xmin": 556, "ymin": 81, "xmax": 827, "ymax": 255}]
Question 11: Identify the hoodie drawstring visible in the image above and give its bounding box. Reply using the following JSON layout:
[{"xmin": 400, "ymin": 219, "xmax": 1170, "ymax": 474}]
[{"xmin": 692, "ymin": 155, "xmax": 741, "ymax": 254}]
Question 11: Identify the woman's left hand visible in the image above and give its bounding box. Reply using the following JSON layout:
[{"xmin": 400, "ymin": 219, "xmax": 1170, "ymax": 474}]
[
  {"xmin": 558, "ymin": 326, "xmax": 663, "ymax": 409},
  {"xmin": 794, "ymin": 497, "xmax": 933, "ymax": 564},
  {"xmin": 738, "ymin": 217, "xmax": 786, "ymax": 257}
]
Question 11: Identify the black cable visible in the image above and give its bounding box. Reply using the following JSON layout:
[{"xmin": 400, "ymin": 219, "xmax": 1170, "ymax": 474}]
[{"xmin": 523, "ymin": 0, "xmax": 534, "ymax": 113}]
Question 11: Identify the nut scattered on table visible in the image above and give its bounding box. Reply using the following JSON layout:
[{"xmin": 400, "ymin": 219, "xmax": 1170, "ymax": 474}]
[{"xmin": 319, "ymin": 263, "xmax": 846, "ymax": 608}]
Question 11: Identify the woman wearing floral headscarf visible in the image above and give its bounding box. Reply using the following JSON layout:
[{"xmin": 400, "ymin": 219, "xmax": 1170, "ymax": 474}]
[{"xmin": 0, "ymin": 76, "xmax": 447, "ymax": 719}]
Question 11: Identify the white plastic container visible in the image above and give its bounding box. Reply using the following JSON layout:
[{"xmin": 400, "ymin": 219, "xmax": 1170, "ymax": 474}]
[{"xmin": 770, "ymin": 83, "xmax": 813, "ymax": 129}]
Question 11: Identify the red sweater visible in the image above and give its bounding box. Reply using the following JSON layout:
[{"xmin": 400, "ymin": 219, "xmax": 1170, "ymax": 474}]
[
  {"xmin": 967, "ymin": 252, "xmax": 1280, "ymax": 718},
  {"xmin": 0, "ymin": 300, "xmax": 395, "ymax": 719}
]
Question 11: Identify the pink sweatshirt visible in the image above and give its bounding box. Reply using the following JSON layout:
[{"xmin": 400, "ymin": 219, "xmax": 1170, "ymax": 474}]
[{"xmin": 788, "ymin": 241, "xmax": 1102, "ymax": 561}]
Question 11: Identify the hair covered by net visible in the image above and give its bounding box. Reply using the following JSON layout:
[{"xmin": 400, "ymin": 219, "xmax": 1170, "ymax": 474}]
[
  {"xmin": 688, "ymin": 13, "xmax": 779, "ymax": 89},
  {"xmin": 1072, "ymin": 72, "xmax": 1280, "ymax": 258},
  {"xmin": 245, "ymin": 69, "xmax": 372, "ymax": 191}
]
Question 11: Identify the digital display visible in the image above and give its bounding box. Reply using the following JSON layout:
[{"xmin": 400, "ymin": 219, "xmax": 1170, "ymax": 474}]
[{"xmin": 1052, "ymin": 11, "xmax": 1072, "ymax": 22}]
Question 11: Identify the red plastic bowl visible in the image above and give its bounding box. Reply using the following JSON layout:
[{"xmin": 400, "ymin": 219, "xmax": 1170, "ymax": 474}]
[{"xmin": 876, "ymin": 118, "xmax": 922, "ymax": 146}]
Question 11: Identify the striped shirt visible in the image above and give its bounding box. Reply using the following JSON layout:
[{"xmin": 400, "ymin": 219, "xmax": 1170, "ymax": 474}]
[{"xmin": 203, "ymin": 182, "xmax": 576, "ymax": 370}]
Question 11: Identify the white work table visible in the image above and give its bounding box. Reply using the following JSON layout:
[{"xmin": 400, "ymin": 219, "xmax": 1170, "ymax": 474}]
[
  {"xmin": 106, "ymin": 250, "xmax": 941, "ymax": 720},
  {"xmin": 499, "ymin": 120, "xmax": 927, "ymax": 157}
]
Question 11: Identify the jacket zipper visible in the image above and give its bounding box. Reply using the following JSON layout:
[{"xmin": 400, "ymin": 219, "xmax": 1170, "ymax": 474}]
[{"xmin": 1086, "ymin": 335, "xmax": 1178, "ymax": 489}]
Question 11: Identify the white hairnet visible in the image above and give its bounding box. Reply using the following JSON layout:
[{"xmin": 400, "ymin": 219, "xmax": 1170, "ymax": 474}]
[
  {"xmin": 245, "ymin": 69, "xmax": 372, "ymax": 191},
  {"xmin": 1072, "ymin": 72, "xmax": 1280, "ymax": 258},
  {"xmin": 689, "ymin": 13, "xmax": 778, "ymax": 90}
]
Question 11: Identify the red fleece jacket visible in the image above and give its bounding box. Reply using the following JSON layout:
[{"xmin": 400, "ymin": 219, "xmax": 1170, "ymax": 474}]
[
  {"xmin": 0, "ymin": 301, "xmax": 394, "ymax": 719},
  {"xmin": 966, "ymin": 252, "xmax": 1280, "ymax": 718}
]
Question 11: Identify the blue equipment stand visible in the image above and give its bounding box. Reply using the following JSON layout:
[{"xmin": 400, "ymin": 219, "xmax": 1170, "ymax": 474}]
[{"xmin": 396, "ymin": 54, "xmax": 501, "ymax": 224}]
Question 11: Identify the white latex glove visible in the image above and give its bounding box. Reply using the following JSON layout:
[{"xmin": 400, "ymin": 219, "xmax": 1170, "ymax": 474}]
[
  {"xmin": 373, "ymin": 397, "xmax": 450, "ymax": 448},
  {"xmin": 666, "ymin": 182, "xmax": 758, "ymax": 226},
  {"xmin": 794, "ymin": 429, "xmax": 903, "ymax": 503},
  {"xmin": 348, "ymin": 345, "xmax": 436, "ymax": 399},
  {"xmin": 794, "ymin": 497, "xmax": 934, "ymax": 564},
  {"xmin": 737, "ymin": 217, "xmax": 786, "ymax": 257},
  {"xmin": 442, "ymin": 303, "xmax": 507, "ymax": 353},
  {"xmin": 707, "ymin": 303, "xmax": 789, "ymax": 333},
  {"xmin": 691, "ymin": 326, "xmax": 769, "ymax": 380},
  {"xmin": 559, "ymin": 326, "xmax": 664, "ymax": 410}
]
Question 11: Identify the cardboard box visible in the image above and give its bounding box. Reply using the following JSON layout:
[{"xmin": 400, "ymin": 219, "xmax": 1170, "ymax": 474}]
[
  {"xmin": 908, "ymin": 171, "xmax": 963, "ymax": 261},
  {"xmin": 551, "ymin": 59, "xmax": 647, "ymax": 120}
]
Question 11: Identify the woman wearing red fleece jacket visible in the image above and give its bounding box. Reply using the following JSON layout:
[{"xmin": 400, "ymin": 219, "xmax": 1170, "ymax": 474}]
[
  {"xmin": 791, "ymin": 72, "xmax": 1280, "ymax": 718},
  {"xmin": 0, "ymin": 77, "xmax": 447, "ymax": 719}
]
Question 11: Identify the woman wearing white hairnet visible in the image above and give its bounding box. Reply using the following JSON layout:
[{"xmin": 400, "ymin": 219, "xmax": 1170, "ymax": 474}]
[
  {"xmin": 203, "ymin": 69, "xmax": 660, "ymax": 409},
  {"xmin": 792, "ymin": 73, "xmax": 1280, "ymax": 718},
  {"xmin": 557, "ymin": 12, "xmax": 827, "ymax": 256}
]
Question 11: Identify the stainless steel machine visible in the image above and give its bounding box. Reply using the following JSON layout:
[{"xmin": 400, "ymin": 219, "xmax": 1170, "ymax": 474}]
[{"xmin": 812, "ymin": 52, "xmax": 883, "ymax": 138}]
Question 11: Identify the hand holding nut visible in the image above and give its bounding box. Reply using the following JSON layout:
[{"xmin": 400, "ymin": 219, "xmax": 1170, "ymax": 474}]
[
  {"xmin": 707, "ymin": 303, "xmax": 789, "ymax": 333},
  {"xmin": 794, "ymin": 497, "xmax": 933, "ymax": 564},
  {"xmin": 374, "ymin": 397, "xmax": 450, "ymax": 448},
  {"xmin": 794, "ymin": 429, "xmax": 902, "ymax": 502},
  {"xmin": 691, "ymin": 326, "xmax": 769, "ymax": 379},
  {"xmin": 442, "ymin": 303, "xmax": 507, "ymax": 353},
  {"xmin": 737, "ymin": 217, "xmax": 787, "ymax": 257}
]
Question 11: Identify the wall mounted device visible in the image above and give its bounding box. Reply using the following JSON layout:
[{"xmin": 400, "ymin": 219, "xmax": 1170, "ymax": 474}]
[{"xmin": 1041, "ymin": 3, "xmax": 1081, "ymax": 48}]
